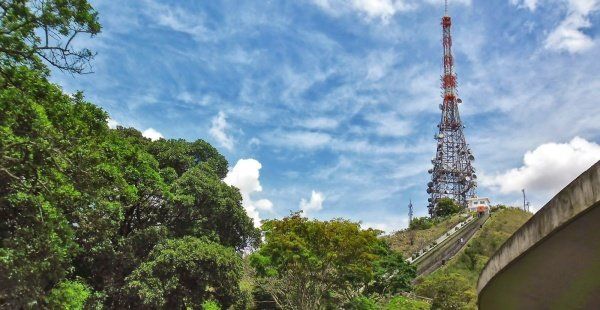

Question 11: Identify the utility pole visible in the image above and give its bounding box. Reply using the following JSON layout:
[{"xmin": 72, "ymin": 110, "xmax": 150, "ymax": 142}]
[{"xmin": 522, "ymin": 189, "xmax": 527, "ymax": 211}]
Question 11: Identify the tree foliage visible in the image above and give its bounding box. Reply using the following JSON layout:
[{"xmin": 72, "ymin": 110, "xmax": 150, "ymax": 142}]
[
  {"xmin": 416, "ymin": 272, "xmax": 474, "ymax": 310},
  {"xmin": 124, "ymin": 237, "xmax": 243, "ymax": 309},
  {"xmin": 433, "ymin": 198, "xmax": 462, "ymax": 217},
  {"xmin": 0, "ymin": 0, "xmax": 101, "ymax": 73},
  {"xmin": 250, "ymin": 213, "xmax": 415, "ymax": 309},
  {"xmin": 2, "ymin": 1, "xmax": 422, "ymax": 308},
  {"xmin": 409, "ymin": 217, "xmax": 434, "ymax": 230},
  {"xmin": 0, "ymin": 63, "xmax": 259, "ymax": 307}
]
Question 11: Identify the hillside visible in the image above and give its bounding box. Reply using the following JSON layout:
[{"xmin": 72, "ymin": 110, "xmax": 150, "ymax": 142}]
[
  {"xmin": 414, "ymin": 207, "xmax": 532, "ymax": 309},
  {"xmin": 385, "ymin": 214, "xmax": 465, "ymax": 257}
]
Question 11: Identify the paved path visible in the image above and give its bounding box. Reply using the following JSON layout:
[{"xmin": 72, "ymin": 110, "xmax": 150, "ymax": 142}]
[
  {"xmin": 417, "ymin": 213, "xmax": 488, "ymax": 277},
  {"xmin": 408, "ymin": 214, "xmax": 474, "ymax": 264}
]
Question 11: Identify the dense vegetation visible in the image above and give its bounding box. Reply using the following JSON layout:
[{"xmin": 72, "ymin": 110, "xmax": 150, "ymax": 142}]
[
  {"xmin": 0, "ymin": 64, "xmax": 261, "ymax": 307},
  {"xmin": 1, "ymin": 1, "xmax": 533, "ymax": 309},
  {"xmin": 385, "ymin": 214, "xmax": 465, "ymax": 258},
  {"xmin": 0, "ymin": 1, "xmax": 419, "ymax": 308},
  {"xmin": 415, "ymin": 208, "xmax": 532, "ymax": 309},
  {"xmin": 250, "ymin": 214, "xmax": 416, "ymax": 309}
]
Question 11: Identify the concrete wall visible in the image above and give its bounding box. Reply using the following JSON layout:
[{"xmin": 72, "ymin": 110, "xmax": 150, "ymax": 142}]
[{"xmin": 477, "ymin": 161, "xmax": 600, "ymax": 306}]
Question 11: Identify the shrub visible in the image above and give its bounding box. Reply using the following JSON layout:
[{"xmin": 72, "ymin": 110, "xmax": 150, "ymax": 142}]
[
  {"xmin": 384, "ymin": 295, "xmax": 429, "ymax": 310},
  {"xmin": 345, "ymin": 296, "xmax": 378, "ymax": 310},
  {"xmin": 46, "ymin": 280, "xmax": 92, "ymax": 310},
  {"xmin": 415, "ymin": 273, "xmax": 474, "ymax": 309},
  {"xmin": 410, "ymin": 217, "xmax": 433, "ymax": 230},
  {"xmin": 202, "ymin": 300, "xmax": 221, "ymax": 310},
  {"xmin": 433, "ymin": 198, "xmax": 462, "ymax": 217}
]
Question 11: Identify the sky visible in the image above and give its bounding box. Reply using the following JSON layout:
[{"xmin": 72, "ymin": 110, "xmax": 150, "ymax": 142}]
[{"xmin": 52, "ymin": 0, "xmax": 600, "ymax": 233}]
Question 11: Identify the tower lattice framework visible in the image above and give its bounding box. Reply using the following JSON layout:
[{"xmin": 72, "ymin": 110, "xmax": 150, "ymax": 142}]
[{"xmin": 427, "ymin": 4, "xmax": 477, "ymax": 216}]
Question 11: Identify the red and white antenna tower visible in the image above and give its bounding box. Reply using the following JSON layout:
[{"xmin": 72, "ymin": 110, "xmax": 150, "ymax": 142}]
[{"xmin": 427, "ymin": 0, "xmax": 477, "ymax": 216}]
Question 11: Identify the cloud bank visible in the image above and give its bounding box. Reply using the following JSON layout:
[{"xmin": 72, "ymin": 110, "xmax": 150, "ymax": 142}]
[
  {"xmin": 210, "ymin": 111, "xmax": 234, "ymax": 151},
  {"xmin": 300, "ymin": 190, "xmax": 325, "ymax": 216},
  {"xmin": 224, "ymin": 159, "xmax": 273, "ymax": 226},
  {"xmin": 142, "ymin": 128, "xmax": 163, "ymax": 141},
  {"xmin": 481, "ymin": 136, "xmax": 600, "ymax": 199}
]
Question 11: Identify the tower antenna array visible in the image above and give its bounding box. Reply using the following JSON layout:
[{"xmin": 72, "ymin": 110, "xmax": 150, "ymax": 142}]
[{"xmin": 426, "ymin": 1, "xmax": 477, "ymax": 216}]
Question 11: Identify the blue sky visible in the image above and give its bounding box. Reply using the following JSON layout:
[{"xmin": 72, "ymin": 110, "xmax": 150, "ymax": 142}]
[{"xmin": 53, "ymin": 0, "xmax": 600, "ymax": 232}]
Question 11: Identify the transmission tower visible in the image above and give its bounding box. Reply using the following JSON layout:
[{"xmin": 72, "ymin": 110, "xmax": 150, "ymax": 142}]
[{"xmin": 427, "ymin": 1, "xmax": 477, "ymax": 216}]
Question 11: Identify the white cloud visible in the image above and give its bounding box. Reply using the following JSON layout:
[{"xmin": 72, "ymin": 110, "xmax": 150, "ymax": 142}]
[
  {"xmin": 209, "ymin": 111, "xmax": 234, "ymax": 151},
  {"xmin": 299, "ymin": 117, "xmax": 340, "ymax": 130},
  {"xmin": 144, "ymin": 0, "xmax": 210, "ymax": 41},
  {"xmin": 481, "ymin": 136, "xmax": 600, "ymax": 196},
  {"xmin": 544, "ymin": 12, "xmax": 595, "ymax": 53},
  {"xmin": 224, "ymin": 159, "xmax": 274, "ymax": 226},
  {"xmin": 361, "ymin": 216, "xmax": 409, "ymax": 233},
  {"xmin": 266, "ymin": 130, "xmax": 332, "ymax": 149},
  {"xmin": 312, "ymin": 0, "xmax": 472, "ymax": 20},
  {"xmin": 142, "ymin": 128, "xmax": 164, "ymax": 141},
  {"xmin": 107, "ymin": 118, "xmax": 119, "ymax": 129},
  {"xmin": 249, "ymin": 137, "xmax": 261, "ymax": 147},
  {"xmin": 312, "ymin": 0, "xmax": 413, "ymax": 20},
  {"xmin": 366, "ymin": 113, "xmax": 412, "ymax": 137},
  {"xmin": 300, "ymin": 190, "xmax": 325, "ymax": 216},
  {"xmin": 510, "ymin": 0, "xmax": 539, "ymax": 10},
  {"xmin": 513, "ymin": 0, "xmax": 599, "ymax": 53},
  {"xmin": 255, "ymin": 199, "xmax": 274, "ymax": 211}
]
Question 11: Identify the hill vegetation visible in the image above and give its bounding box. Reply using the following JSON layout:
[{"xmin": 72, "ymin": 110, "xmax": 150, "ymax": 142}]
[
  {"xmin": 415, "ymin": 207, "xmax": 532, "ymax": 309},
  {"xmin": 385, "ymin": 214, "xmax": 465, "ymax": 258}
]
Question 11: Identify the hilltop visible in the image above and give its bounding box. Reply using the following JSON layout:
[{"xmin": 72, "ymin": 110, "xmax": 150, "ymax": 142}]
[{"xmin": 384, "ymin": 214, "xmax": 465, "ymax": 258}]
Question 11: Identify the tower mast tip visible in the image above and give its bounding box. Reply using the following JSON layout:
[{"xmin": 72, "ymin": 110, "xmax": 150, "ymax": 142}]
[{"xmin": 444, "ymin": 0, "xmax": 449, "ymax": 16}]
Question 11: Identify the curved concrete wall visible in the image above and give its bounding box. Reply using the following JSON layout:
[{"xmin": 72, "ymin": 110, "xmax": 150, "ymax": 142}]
[{"xmin": 477, "ymin": 160, "xmax": 600, "ymax": 307}]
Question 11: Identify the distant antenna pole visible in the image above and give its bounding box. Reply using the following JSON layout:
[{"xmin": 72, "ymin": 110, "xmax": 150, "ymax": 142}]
[
  {"xmin": 408, "ymin": 200, "xmax": 414, "ymax": 224},
  {"xmin": 522, "ymin": 189, "xmax": 527, "ymax": 211},
  {"xmin": 408, "ymin": 200, "xmax": 415, "ymax": 245},
  {"xmin": 445, "ymin": 0, "xmax": 448, "ymax": 15}
]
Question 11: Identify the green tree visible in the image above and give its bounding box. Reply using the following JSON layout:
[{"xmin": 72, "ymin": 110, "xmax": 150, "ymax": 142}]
[
  {"xmin": 147, "ymin": 139, "xmax": 228, "ymax": 179},
  {"xmin": 0, "ymin": 0, "xmax": 101, "ymax": 73},
  {"xmin": 250, "ymin": 213, "xmax": 415, "ymax": 309},
  {"xmin": 125, "ymin": 237, "xmax": 243, "ymax": 309},
  {"xmin": 416, "ymin": 273, "xmax": 474, "ymax": 310},
  {"xmin": 170, "ymin": 163, "xmax": 259, "ymax": 250},
  {"xmin": 409, "ymin": 217, "xmax": 434, "ymax": 230},
  {"xmin": 46, "ymin": 280, "xmax": 92, "ymax": 310},
  {"xmin": 433, "ymin": 198, "xmax": 462, "ymax": 217},
  {"xmin": 0, "ymin": 2, "xmax": 260, "ymax": 308},
  {"xmin": 0, "ymin": 65, "xmax": 259, "ymax": 308}
]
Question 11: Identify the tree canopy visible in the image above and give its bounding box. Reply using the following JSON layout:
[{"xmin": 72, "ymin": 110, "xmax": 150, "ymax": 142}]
[
  {"xmin": 250, "ymin": 213, "xmax": 416, "ymax": 309},
  {"xmin": 1, "ymin": 1, "xmax": 422, "ymax": 308},
  {"xmin": 0, "ymin": 0, "xmax": 101, "ymax": 73},
  {"xmin": 0, "ymin": 64, "xmax": 259, "ymax": 307},
  {"xmin": 433, "ymin": 197, "xmax": 463, "ymax": 217}
]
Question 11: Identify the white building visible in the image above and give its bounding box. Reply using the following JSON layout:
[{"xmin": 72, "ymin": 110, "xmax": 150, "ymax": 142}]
[{"xmin": 467, "ymin": 197, "xmax": 491, "ymax": 213}]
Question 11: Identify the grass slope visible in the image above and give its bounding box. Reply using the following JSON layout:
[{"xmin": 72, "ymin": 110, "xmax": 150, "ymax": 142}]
[
  {"xmin": 415, "ymin": 207, "xmax": 532, "ymax": 309},
  {"xmin": 383, "ymin": 296, "xmax": 430, "ymax": 309},
  {"xmin": 385, "ymin": 214, "xmax": 464, "ymax": 258}
]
